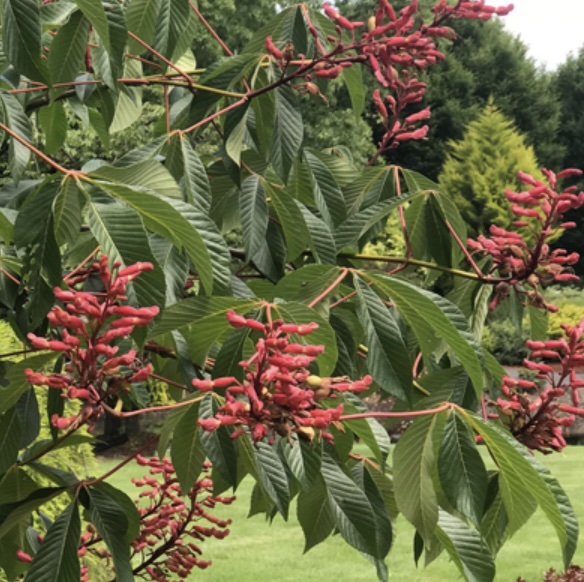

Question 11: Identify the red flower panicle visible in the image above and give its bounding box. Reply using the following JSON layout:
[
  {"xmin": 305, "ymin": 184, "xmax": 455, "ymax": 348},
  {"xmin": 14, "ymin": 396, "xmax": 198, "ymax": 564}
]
[
  {"xmin": 25, "ymin": 256, "xmax": 159, "ymax": 430},
  {"xmin": 263, "ymin": 1, "xmax": 511, "ymax": 152},
  {"xmin": 194, "ymin": 310, "xmax": 373, "ymax": 443},
  {"xmin": 492, "ymin": 318, "xmax": 584, "ymax": 453},
  {"xmin": 467, "ymin": 168, "xmax": 584, "ymax": 311},
  {"xmin": 18, "ymin": 457, "xmax": 232, "ymax": 582}
]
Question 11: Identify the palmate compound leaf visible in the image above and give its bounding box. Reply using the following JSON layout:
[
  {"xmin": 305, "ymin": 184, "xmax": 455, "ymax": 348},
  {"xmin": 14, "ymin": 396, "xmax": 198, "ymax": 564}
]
[
  {"xmin": 465, "ymin": 412, "xmax": 577, "ymax": 565},
  {"xmin": 253, "ymin": 441, "xmax": 290, "ymax": 519},
  {"xmin": 25, "ymin": 500, "xmax": 80, "ymax": 582}
]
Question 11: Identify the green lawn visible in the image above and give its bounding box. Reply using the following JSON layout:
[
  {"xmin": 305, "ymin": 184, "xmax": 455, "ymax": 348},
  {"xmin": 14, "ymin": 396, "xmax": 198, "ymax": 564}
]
[{"xmin": 98, "ymin": 446, "xmax": 584, "ymax": 582}]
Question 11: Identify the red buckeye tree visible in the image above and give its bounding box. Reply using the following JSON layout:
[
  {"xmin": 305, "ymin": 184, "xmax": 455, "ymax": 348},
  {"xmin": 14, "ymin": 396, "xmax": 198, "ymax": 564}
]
[{"xmin": 0, "ymin": 1, "xmax": 581, "ymax": 581}]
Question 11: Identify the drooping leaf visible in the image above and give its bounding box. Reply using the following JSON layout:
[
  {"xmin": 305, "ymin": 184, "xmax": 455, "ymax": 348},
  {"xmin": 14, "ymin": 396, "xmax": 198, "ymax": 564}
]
[
  {"xmin": 267, "ymin": 180, "xmax": 311, "ymax": 261},
  {"xmin": 0, "ymin": 408, "xmax": 21, "ymax": 474},
  {"xmin": 297, "ymin": 475, "xmax": 334, "ymax": 552},
  {"xmin": 125, "ymin": 0, "xmax": 162, "ymax": 52},
  {"xmin": 164, "ymin": 134, "xmax": 211, "ymax": 211},
  {"xmin": 38, "ymin": 101, "xmax": 67, "ymax": 156},
  {"xmin": 466, "ymin": 414, "xmax": 567, "ymax": 544},
  {"xmin": 0, "ymin": 92, "xmax": 34, "ymax": 183},
  {"xmin": 436, "ymin": 511, "xmax": 495, "ymax": 582},
  {"xmin": 86, "ymin": 201, "xmax": 166, "ymax": 308},
  {"xmin": 254, "ymin": 441, "xmax": 290, "ymax": 519},
  {"xmin": 86, "ymin": 485, "xmax": 134, "ymax": 582},
  {"xmin": 3, "ymin": 0, "xmax": 46, "ymax": 82},
  {"xmin": 0, "ymin": 352, "xmax": 59, "ymax": 415},
  {"xmin": 393, "ymin": 414, "xmax": 443, "ymax": 546},
  {"xmin": 439, "ymin": 412, "xmax": 488, "ymax": 527},
  {"xmin": 25, "ymin": 500, "xmax": 80, "ymax": 582},
  {"xmin": 199, "ymin": 394, "xmax": 238, "ymax": 486},
  {"xmin": 365, "ymin": 274, "xmax": 484, "ymax": 394},
  {"xmin": 355, "ymin": 278, "xmax": 412, "ymax": 402},
  {"xmin": 321, "ymin": 453, "xmax": 379, "ymax": 557},
  {"xmin": 152, "ymin": 0, "xmax": 189, "ymax": 60},
  {"xmin": 270, "ymin": 85, "xmax": 303, "ymax": 182},
  {"xmin": 53, "ymin": 177, "xmax": 85, "ymax": 247},
  {"xmin": 48, "ymin": 9, "xmax": 89, "ymax": 85},
  {"xmin": 304, "ymin": 150, "xmax": 347, "ymax": 228},
  {"xmin": 240, "ymin": 175, "xmax": 269, "ymax": 259},
  {"xmin": 171, "ymin": 401, "xmax": 205, "ymax": 494}
]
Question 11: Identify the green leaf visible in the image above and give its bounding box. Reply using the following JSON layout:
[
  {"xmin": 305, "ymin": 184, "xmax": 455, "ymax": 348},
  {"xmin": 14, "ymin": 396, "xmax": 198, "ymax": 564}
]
[
  {"xmin": 439, "ymin": 412, "xmax": 488, "ymax": 527},
  {"xmin": 74, "ymin": 0, "xmax": 110, "ymax": 51},
  {"xmin": 297, "ymin": 203, "xmax": 337, "ymax": 265},
  {"xmin": 297, "ymin": 475, "xmax": 334, "ymax": 552},
  {"xmin": 528, "ymin": 304, "xmax": 548, "ymax": 341},
  {"xmin": 0, "ymin": 408, "xmax": 21, "ymax": 473},
  {"xmin": 267, "ymin": 180, "xmax": 311, "ymax": 260},
  {"xmin": 86, "ymin": 486, "xmax": 133, "ymax": 582},
  {"xmin": 165, "ymin": 134, "xmax": 211, "ymax": 211},
  {"xmin": 270, "ymin": 85, "xmax": 303, "ymax": 182},
  {"xmin": 273, "ymin": 264, "xmax": 341, "ymax": 304},
  {"xmin": 15, "ymin": 388, "xmax": 39, "ymax": 449},
  {"xmin": 224, "ymin": 102, "xmax": 250, "ymax": 166},
  {"xmin": 212, "ymin": 327, "xmax": 251, "ymax": 382},
  {"xmin": 91, "ymin": 181, "xmax": 217, "ymax": 294},
  {"xmin": 48, "ymin": 9, "xmax": 89, "ymax": 85},
  {"xmin": 0, "ymin": 353, "xmax": 58, "ymax": 414},
  {"xmin": 53, "ymin": 177, "xmax": 85, "ymax": 246},
  {"xmin": 91, "ymin": 160, "xmax": 182, "ymax": 200},
  {"xmin": 335, "ymin": 192, "xmax": 423, "ymax": 251},
  {"xmin": 436, "ymin": 511, "xmax": 495, "ymax": 582},
  {"xmin": 171, "ymin": 402, "xmax": 205, "ymax": 494},
  {"xmin": 0, "ymin": 487, "xmax": 66, "ymax": 540},
  {"xmin": 254, "ymin": 441, "xmax": 290, "ymax": 519},
  {"xmin": 3, "ymin": 0, "xmax": 46, "ymax": 82},
  {"xmin": 38, "ymin": 101, "xmax": 67, "ymax": 155},
  {"xmin": 86, "ymin": 201, "xmax": 166, "ymax": 307},
  {"xmin": 0, "ymin": 92, "xmax": 33, "ymax": 182},
  {"xmin": 472, "ymin": 418, "xmax": 578, "ymax": 567},
  {"xmin": 393, "ymin": 414, "xmax": 442, "ymax": 546},
  {"xmin": 152, "ymin": 0, "xmax": 189, "ymax": 59},
  {"xmin": 355, "ymin": 278, "xmax": 412, "ymax": 401},
  {"xmin": 321, "ymin": 453, "xmax": 378, "ymax": 557},
  {"xmin": 126, "ymin": 0, "xmax": 162, "ymax": 52},
  {"xmin": 342, "ymin": 64, "xmax": 365, "ymax": 119},
  {"xmin": 240, "ymin": 175, "xmax": 269, "ymax": 259},
  {"xmin": 304, "ymin": 151, "xmax": 347, "ymax": 228},
  {"xmin": 199, "ymin": 394, "xmax": 238, "ymax": 486},
  {"xmin": 365, "ymin": 274, "xmax": 484, "ymax": 395},
  {"xmin": 466, "ymin": 415, "xmax": 565, "ymax": 542},
  {"xmin": 26, "ymin": 500, "xmax": 80, "ymax": 582},
  {"xmin": 280, "ymin": 439, "xmax": 321, "ymax": 491}
]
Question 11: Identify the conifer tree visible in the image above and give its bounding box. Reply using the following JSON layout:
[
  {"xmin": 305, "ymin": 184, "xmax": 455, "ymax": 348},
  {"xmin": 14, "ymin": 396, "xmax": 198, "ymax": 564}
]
[{"xmin": 439, "ymin": 101, "xmax": 541, "ymax": 235}]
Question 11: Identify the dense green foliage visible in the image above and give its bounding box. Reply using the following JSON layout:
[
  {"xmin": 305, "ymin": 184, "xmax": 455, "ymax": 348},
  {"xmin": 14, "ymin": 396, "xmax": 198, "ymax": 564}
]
[{"xmin": 0, "ymin": 2, "xmax": 581, "ymax": 582}]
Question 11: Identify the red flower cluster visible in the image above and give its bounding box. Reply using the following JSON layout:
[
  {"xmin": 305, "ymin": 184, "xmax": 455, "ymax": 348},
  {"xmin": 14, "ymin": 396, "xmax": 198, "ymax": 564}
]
[
  {"xmin": 264, "ymin": 1, "xmax": 511, "ymax": 152},
  {"xmin": 491, "ymin": 318, "xmax": 584, "ymax": 453},
  {"xmin": 467, "ymin": 168, "xmax": 584, "ymax": 311},
  {"xmin": 17, "ymin": 457, "xmax": 233, "ymax": 582},
  {"xmin": 25, "ymin": 256, "xmax": 158, "ymax": 430},
  {"xmin": 129, "ymin": 456, "xmax": 234, "ymax": 581},
  {"xmin": 195, "ymin": 310, "xmax": 372, "ymax": 442}
]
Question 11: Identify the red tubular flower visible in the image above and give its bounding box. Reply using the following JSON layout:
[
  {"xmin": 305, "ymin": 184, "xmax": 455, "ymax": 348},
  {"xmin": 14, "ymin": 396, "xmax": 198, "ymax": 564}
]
[{"xmin": 25, "ymin": 256, "xmax": 160, "ymax": 430}]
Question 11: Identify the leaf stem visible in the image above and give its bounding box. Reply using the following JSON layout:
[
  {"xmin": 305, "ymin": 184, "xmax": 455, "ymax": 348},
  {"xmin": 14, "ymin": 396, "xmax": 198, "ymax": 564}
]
[
  {"xmin": 307, "ymin": 268, "xmax": 349, "ymax": 308},
  {"xmin": 339, "ymin": 402, "xmax": 452, "ymax": 421}
]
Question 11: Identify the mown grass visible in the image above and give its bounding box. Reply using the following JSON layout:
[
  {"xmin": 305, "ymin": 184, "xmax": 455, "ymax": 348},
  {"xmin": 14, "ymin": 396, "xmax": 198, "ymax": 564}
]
[{"xmin": 98, "ymin": 446, "xmax": 584, "ymax": 582}]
